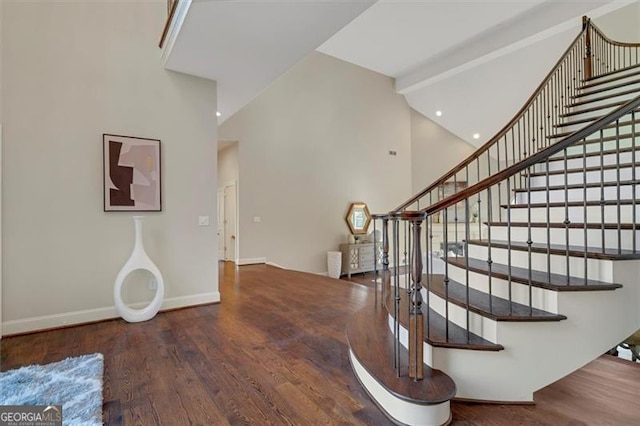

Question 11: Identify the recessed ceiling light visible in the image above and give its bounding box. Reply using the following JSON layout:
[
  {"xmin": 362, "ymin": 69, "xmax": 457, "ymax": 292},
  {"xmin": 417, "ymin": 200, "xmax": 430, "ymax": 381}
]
[
  {"xmin": 473, "ymin": 133, "xmax": 480, "ymax": 139},
  {"xmin": 216, "ymin": 111, "xmax": 222, "ymax": 117},
  {"xmin": 436, "ymin": 110, "xmax": 442, "ymax": 117}
]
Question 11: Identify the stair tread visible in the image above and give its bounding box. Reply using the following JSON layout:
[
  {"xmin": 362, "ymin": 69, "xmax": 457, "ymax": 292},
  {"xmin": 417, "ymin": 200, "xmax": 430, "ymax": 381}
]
[
  {"xmin": 583, "ymin": 63, "xmax": 640, "ymax": 83},
  {"xmin": 428, "ymin": 274, "xmax": 566, "ymax": 321},
  {"xmin": 468, "ymin": 238, "xmax": 640, "ymax": 261},
  {"xmin": 527, "ymin": 161, "xmax": 638, "ymax": 177},
  {"xmin": 487, "ymin": 221, "xmax": 637, "ymax": 230},
  {"xmin": 513, "ymin": 179, "xmax": 639, "ymax": 193},
  {"xmin": 580, "ymin": 67, "xmax": 640, "ymax": 90},
  {"xmin": 346, "ymin": 304, "xmax": 457, "ymax": 404},
  {"xmin": 547, "ymin": 117, "xmax": 640, "ymax": 139},
  {"xmin": 574, "ymin": 76, "xmax": 640, "ymax": 99},
  {"xmin": 570, "ymin": 86, "xmax": 640, "ymax": 108},
  {"xmin": 560, "ymin": 99, "xmax": 626, "ymax": 118},
  {"xmin": 502, "ymin": 199, "xmax": 637, "ymax": 208},
  {"xmin": 552, "ymin": 107, "xmax": 640, "ymax": 128},
  {"xmin": 547, "ymin": 146, "xmax": 638, "ymax": 162},
  {"xmin": 385, "ymin": 284, "xmax": 503, "ymax": 351},
  {"xmin": 447, "ymin": 256, "xmax": 623, "ymax": 290}
]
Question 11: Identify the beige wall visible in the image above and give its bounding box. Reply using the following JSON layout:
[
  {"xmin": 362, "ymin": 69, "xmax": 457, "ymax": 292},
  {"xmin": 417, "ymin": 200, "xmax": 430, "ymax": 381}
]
[
  {"xmin": 219, "ymin": 52, "xmax": 412, "ymax": 273},
  {"xmin": 594, "ymin": 2, "xmax": 640, "ymax": 41},
  {"xmin": 2, "ymin": 1, "xmax": 219, "ymax": 334},
  {"xmin": 218, "ymin": 143, "xmax": 239, "ymax": 187},
  {"xmin": 410, "ymin": 109, "xmax": 477, "ymax": 196}
]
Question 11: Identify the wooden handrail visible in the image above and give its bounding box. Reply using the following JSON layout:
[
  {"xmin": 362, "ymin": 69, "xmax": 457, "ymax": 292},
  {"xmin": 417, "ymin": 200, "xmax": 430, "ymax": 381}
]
[
  {"xmin": 159, "ymin": 0, "xmax": 180, "ymax": 49},
  {"xmin": 420, "ymin": 94, "xmax": 640, "ymax": 217},
  {"xmin": 589, "ymin": 20, "xmax": 640, "ymax": 48},
  {"xmin": 394, "ymin": 24, "xmax": 589, "ymax": 212}
]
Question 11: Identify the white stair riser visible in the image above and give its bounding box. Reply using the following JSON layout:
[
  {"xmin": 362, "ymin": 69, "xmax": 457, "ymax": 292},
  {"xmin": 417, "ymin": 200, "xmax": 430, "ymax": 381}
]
[
  {"xmin": 528, "ymin": 164, "xmax": 640, "ymax": 187},
  {"xmin": 567, "ymin": 83, "xmax": 640, "ymax": 111},
  {"xmin": 446, "ymin": 262, "xmax": 559, "ymax": 312},
  {"xmin": 490, "ymin": 225, "xmax": 640, "ymax": 251},
  {"xmin": 515, "ymin": 184, "xmax": 638, "ymax": 203},
  {"xmin": 581, "ymin": 72, "xmax": 640, "ymax": 92},
  {"xmin": 423, "ymin": 287, "xmax": 498, "ymax": 343},
  {"xmin": 555, "ymin": 134, "xmax": 639, "ymax": 156},
  {"xmin": 560, "ymin": 106, "xmax": 622, "ymax": 123},
  {"xmin": 552, "ymin": 115, "xmax": 639, "ymax": 135},
  {"xmin": 505, "ymin": 203, "xmax": 640, "ymax": 222},
  {"xmin": 540, "ymin": 149, "xmax": 638, "ymax": 172},
  {"xmin": 467, "ymin": 243, "xmax": 615, "ymax": 281}
]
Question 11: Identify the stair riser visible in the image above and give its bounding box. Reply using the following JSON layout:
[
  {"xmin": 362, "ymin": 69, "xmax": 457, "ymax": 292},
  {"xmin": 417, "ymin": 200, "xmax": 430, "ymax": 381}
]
[
  {"xmin": 490, "ymin": 225, "xmax": 640, "ymax": 251},
  {"xmin": 445, "ymin": 262, "xmax": 559, "ymax": 312},
  {"xmin": 467, "ymin": 244, "xmax": 615, "ymax": 281},
  {"xmin": 423, "ymin": 287, "xmax": 498, "ymax": 343},
  {"xmin": 515, "ymin": 185, "xmax": 639, "ymax": 204},
  {"xmin": 581, "ymin": 71, "xmax": 640, "ymax": 92},
  {"xmin": 553, "ymin": 116, "xmax": 639, "ymax": 134},
  {"xmin": 528, "ymin": 164, "xmax": 640, "ymax": 187},
  {"xmin": 560, "ymin": 105, "xmax": 621, "ymax": 121},
  {"xmin": 573, "ymin": 81, "xmax": 640, "ymax": 105},
  {"xmin": 505, "ymin": 203, "xmax": 640, "ymax": 223},
  {"xmin": 549, "ymin": 124, "xmax": 639, "ymax": 144},
  {"xmin": 540, "ymin": 149, "xmax": 638, "ymax": 172}
]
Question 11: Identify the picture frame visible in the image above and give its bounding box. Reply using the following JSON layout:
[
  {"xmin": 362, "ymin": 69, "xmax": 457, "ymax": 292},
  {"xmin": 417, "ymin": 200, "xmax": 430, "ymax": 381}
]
[{"xmin": 103, "ymin": 134, "xmax": 162, "ymax": 212}]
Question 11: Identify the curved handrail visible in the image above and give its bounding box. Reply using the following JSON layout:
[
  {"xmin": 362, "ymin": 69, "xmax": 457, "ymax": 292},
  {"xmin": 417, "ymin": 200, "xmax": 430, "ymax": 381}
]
[
  {"xmin": 420, "ymin": 94, "xmax": 640, "ymax": 216},
  {"xmin": 589, "ymin": 20, "xmax": 640, "ymax": 48},
  {"xmin": 395, "ymin": 23, "xmax": 588, "ymax": 212},
  {"xmin": 159, "ymin": 0, "xmax": 180, "ymax": 48}
]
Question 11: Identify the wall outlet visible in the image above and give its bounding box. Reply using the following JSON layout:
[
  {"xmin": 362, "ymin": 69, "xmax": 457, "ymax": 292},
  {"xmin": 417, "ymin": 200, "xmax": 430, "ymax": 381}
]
[
  {"xmin": 198, "ymin": 216, "xmax": 210, "ymax": 226},
  {"xmin": 148, "ymin": 277, "xmax": 157, "ymax": 290},
  {"xmin": 253, "ymin": 216, "xmax": 261, "ymax": 223}
]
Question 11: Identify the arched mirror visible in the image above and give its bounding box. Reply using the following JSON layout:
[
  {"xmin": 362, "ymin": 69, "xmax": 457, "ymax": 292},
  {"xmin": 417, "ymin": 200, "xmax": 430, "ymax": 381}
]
[{"xmin": 345, "ymin": 202, "xmax": 371, "ymax": 235}]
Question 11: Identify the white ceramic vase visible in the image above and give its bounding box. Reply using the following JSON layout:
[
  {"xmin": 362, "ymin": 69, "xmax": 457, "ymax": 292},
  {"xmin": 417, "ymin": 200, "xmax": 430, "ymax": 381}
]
[{"xmin": 114, "ymin": 216, "xmax": 165, "ymax": 322}]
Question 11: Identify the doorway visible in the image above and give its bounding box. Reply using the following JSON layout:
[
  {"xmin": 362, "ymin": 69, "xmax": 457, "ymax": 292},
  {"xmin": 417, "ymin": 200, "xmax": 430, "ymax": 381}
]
[{"xmin": 218, "ymin": 182, "xmax": 237, "ymax": 262}]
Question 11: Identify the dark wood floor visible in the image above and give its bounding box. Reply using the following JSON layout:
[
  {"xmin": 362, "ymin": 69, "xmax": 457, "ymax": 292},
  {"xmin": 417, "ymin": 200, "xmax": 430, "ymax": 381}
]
[{"xmin": 1, "ymin": 263, "xmax": 639, "ymax": 425}]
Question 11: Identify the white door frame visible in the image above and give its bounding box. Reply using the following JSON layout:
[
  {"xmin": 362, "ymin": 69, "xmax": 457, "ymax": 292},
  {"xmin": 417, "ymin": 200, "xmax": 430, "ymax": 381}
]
[{"xmin": 219, "ymin": 180, "xmax": 238, "ymax": 262}]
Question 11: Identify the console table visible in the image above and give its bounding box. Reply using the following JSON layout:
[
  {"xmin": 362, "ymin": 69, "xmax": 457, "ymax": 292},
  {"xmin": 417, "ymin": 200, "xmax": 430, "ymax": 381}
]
[{"xmin": 339, "ymin": 243, "xmax": 382, "ymax": 279}]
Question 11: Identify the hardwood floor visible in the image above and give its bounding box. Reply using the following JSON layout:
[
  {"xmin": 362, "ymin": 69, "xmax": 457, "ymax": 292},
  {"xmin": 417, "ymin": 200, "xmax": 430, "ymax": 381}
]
[{"xmin": 1, "ymin": 262, "xmax": 639, "ymax": 425}]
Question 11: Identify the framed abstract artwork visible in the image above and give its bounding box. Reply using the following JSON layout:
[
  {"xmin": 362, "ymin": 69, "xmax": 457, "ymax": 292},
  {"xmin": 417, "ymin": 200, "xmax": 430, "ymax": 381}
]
[{"xmin": 103, "ymin": 134, "xmax": 162, "ymax": 212}]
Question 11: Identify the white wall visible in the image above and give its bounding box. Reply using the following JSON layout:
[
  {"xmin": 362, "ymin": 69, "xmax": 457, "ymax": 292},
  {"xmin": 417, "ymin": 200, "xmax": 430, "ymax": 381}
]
[
  {"xmin": 219, "ymin": 52, "xmax": 412, "ymax": 273},
  {"xmin": 218, "ymin": 143, "xmax": 239, "ymax": 187},
  {"xmin": 593, "ymin": 1, "xmax": 640, "ymax": 41},
  {"xmin": 2, "ymin": 1, "xmax": 219, "ymax": 334},
  {"xmin": 410, "ymin": 109, "xmax": 477, "ymax": 195}
]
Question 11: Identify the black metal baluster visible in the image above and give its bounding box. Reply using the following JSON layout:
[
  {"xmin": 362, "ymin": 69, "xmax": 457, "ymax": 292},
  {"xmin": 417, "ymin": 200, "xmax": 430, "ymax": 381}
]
[
  {"xmin": 464, "ymin": 198, "xmax": 471, "ymax": 340},
  {"xmin": 633, "ymin": 111, "xmax": 637, "ymax": 254},
  {"xmin": 443, "ymin": 208, "xmax": 450, "ymax": 342},
  {"xmin": 600, "ymin": 129, "xmax": 606, "ymax": 253},
  {"xmin": 583, "ymin": 136, "xmax": 588, "ymax": 284},
  {"xmin": 616, "ymin": 120, "xmax": 622, "ymax": 254},
  {"xmin": 506, "ymin": 177, "xmax": 513, "ymax": 314},
  {"xmin": 527, "ymin": 165, "xmax": 534, "ymax": 313},
  {"xmin": 564, "ymin": 148, "xmax": 571, "ymax": 284}
]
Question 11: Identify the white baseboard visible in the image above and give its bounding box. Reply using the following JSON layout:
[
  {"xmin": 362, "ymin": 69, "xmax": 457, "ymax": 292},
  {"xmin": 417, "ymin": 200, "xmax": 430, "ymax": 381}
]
[
  {"xmin": 265, "ymin": 261, "xmax": 285, "ymax": 269},
  {"xmin": 2, "ymin": 292, "xmax": 220, "ymax": 336},
  {"xmin": 237, "ymin": 257, "xmax": 266, "ymax": 265}
]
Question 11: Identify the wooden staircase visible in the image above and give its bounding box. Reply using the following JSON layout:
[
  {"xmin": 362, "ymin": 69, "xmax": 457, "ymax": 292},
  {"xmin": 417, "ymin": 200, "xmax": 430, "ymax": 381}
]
[{"xmin": 347, "ymin": 17, "xmax": 640, "ymax": 425}]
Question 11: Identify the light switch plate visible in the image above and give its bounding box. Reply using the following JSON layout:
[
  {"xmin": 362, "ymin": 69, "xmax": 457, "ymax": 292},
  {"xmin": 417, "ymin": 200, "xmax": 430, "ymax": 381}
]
[{"xmin": 198, "ymin": 216, "xmax": 210, "ymax": 226}]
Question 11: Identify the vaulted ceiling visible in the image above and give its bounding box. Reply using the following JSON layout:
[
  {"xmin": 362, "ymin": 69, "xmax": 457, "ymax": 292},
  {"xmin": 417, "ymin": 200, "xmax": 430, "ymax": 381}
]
[{"xmin": 163, "ymin": 0, "xmax": 636, "ymax": 147}]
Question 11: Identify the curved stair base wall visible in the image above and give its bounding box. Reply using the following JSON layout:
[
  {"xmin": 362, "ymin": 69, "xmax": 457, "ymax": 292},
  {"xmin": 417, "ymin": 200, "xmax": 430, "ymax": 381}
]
[
  {"xmin": 349, "ymin": 350, "xmax": 451, "ymax": 426},
  {"xmin": 390, "ymin": 260, "xmax": 640, "ymax": 402}
]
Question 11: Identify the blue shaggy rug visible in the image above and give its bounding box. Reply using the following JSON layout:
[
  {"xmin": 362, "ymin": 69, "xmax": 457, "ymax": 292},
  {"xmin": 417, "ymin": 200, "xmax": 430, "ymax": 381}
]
[{"xmin": 0, "ymin": 353, "xmax": 103, "ymax": 425}]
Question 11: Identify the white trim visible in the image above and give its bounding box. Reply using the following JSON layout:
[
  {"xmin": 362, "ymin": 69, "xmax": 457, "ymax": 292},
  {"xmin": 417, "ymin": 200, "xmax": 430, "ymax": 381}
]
[
  {"xmin": 2, "ymin": 291, "xmax": 220, "ymax": 336},
  {"xmin": 237, "ymin": 257, "xmax": 266, "ymax": 265},
  {"xmin": 266, "ymin": 261, "xmax": 285, "ymax": 269},
  {"xmin": 160, "ymin": 0, "xmax": 192, "ymax": 66},
  {"xmin": 0, "ymin": 124, "xmax": 3, "ymax": 339},
  {"xmin": 349, "ymin": 350, "xmax": 451, "ymax": 426}
]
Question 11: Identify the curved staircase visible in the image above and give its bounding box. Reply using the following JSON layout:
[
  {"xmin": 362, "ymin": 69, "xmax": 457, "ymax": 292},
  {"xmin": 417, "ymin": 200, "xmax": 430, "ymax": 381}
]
[{"xmin": 347, "ymin": 17, "xmax": 640, "ymax": 425}]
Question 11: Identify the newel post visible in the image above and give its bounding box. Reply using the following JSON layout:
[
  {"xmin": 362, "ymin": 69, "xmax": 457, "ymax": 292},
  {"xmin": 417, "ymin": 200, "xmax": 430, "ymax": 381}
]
[
  {"xmin": 583, "ymin": 16, "xmax": 593, "ymax": 79},
  {"xmin": 405, "ymin": 212, "xmax": 426, "ymax": 380}
]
